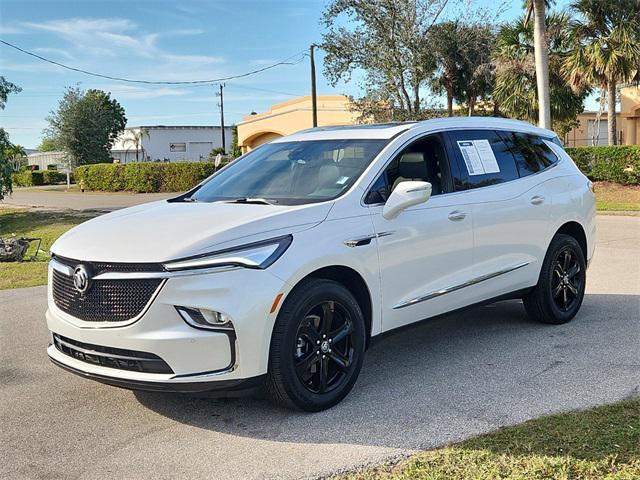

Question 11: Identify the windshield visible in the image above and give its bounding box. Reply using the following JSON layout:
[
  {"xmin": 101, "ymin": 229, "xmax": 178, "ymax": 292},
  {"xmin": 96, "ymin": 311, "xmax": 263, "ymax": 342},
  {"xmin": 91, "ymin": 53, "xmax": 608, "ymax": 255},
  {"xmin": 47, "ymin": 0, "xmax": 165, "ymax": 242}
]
[{"xmin": 190, "ymin": 139, "xmax": 388, "ymax": 205}]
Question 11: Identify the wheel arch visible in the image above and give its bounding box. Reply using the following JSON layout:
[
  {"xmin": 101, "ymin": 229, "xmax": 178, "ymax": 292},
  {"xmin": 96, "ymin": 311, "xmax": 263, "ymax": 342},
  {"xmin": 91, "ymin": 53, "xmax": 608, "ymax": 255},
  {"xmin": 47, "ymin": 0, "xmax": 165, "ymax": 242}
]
[
  {"xmin": 289, "ymin": 265, "xmax": 374, "ymax": 348},
  {"xmin": 554, "ymin": 221, "xmax": 588, "ymax": 261}
]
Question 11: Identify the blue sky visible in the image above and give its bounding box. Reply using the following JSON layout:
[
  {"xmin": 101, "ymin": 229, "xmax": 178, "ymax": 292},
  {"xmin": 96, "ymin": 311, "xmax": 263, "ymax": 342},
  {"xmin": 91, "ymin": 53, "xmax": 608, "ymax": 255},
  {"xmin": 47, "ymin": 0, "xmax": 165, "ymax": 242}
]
[{"xmin": 1, "ymin": 0, "xmax": 576, "ymax": 148}]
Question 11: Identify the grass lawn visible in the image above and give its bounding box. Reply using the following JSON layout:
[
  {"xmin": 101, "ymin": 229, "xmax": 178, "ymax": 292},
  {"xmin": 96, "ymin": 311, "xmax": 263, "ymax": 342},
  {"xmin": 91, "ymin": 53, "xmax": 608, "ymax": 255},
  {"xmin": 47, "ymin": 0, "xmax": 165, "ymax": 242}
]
[
  {"xmin": 594, "ymin": 181, "xmax": 640, "ymax": 212},
  {"xmin": 339, "ymin": 399, "xmax": 640, "ymax": 480},
  {"xmin": 0, "ymin": 208, "xmax": 98, "ymax": 289}
]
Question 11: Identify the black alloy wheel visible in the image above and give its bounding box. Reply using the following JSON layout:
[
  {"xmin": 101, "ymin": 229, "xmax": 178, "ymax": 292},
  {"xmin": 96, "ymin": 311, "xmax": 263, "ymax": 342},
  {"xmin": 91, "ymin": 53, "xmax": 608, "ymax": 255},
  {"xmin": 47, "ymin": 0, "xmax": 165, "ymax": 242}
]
[
  {"xmin": 523, "ymin": 234, "xmax": 586, "ymax": 324},
  {"xmin": 294, "ymin": 300, "xmax": 355, "ymax": 394},
  {"xmin": 550, "ymin": 246, "xmax": 583, "ymax": 312},
  {"xmin": 266, "ymin": 278, "xmax": 365, "ymax": 411}
]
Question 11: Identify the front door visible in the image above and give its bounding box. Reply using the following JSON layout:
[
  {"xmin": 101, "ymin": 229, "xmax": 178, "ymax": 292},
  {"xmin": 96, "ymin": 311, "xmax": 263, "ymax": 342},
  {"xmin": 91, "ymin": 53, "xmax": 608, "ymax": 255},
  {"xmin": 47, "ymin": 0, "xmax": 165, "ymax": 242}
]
[{"xmin": 364, "ymin": 133, "xmax": 475, "ymax": 332}]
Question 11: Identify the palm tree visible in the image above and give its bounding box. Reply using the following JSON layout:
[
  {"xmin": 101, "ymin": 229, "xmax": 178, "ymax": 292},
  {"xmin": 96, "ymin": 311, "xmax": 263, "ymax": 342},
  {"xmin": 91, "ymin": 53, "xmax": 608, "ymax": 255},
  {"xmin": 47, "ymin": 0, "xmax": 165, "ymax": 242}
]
[
  {"xmin": 3, "ymin": 143, "xmax": 26, "ymax": 170},
  {"xmin": 493, "ymin": 12, "xmax": 588, "ymax": 137},
  {"xmin": 562, "ymin": 0, "xmax": 640, "ymax": 145},
  {"xmin": 527, "ymin": 0, "xmax": 553, "ymax": 128},
  {"xmin": 123, "ymin": 128, "xmax": 150, "ymax": 162}
]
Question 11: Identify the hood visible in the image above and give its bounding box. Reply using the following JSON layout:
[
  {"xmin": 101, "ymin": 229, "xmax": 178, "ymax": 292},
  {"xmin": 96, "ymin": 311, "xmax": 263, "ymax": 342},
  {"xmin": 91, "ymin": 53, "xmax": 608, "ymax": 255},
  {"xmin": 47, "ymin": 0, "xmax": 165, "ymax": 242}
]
[{"xmin": 51, "ymin": 200, "xmax": 333, "ymax": 263}]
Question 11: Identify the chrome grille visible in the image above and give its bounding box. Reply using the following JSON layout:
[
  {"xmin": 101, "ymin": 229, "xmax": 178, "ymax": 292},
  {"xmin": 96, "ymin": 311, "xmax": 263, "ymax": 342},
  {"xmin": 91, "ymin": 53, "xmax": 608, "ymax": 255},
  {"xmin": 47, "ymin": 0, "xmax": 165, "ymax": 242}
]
[
  {"xmin": 52, "ymin": 268, "xmax": 162, "ymax": 322},
  {"xmin": 53, "ymin": 334, "xmax": 173, "ymax": 374},
  {"xmin": 54, "ymin": 255, "xmax": 164, "ymax": 276}
]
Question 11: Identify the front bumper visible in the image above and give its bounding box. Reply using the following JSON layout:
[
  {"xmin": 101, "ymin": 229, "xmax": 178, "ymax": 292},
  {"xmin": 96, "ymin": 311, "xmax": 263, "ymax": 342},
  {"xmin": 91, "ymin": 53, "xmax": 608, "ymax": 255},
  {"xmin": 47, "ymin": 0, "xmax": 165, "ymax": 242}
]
[
  {"xmin": 47, "ymin": 265, "xmax": 290, "ymax": 390},
  {"xmin": 49, "ymin": 352, "xmax": 265, "ymax": 394}
]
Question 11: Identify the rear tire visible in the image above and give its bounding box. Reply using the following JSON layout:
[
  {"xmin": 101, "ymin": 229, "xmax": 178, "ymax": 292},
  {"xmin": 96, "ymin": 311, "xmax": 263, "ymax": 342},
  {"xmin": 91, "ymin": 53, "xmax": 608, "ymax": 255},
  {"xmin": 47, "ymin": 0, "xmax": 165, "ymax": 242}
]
[
  {"xmin": 523, "ymin": 234, "xmax": 586, "ymax": 324},
  {"xmin": 266, "ymin": 278, "xmax": 366, "ymax": 411}
]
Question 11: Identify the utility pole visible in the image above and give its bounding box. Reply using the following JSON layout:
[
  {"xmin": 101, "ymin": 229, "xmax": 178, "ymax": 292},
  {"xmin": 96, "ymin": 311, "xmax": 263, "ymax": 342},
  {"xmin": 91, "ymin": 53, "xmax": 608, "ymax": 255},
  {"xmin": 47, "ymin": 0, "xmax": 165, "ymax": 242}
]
[
  {"xmin": 216, "ymin": 83, "xmax": 226, "ymax": 152},
  {"xmin": 310, "ymin": 44, "xmax": 318, "ymax": 128}
]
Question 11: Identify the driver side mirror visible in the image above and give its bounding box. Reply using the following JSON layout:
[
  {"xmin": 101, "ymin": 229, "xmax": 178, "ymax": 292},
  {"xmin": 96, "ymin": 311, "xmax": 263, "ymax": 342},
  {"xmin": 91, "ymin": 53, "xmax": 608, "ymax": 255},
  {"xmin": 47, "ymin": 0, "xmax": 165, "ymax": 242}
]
[{"xmin": 382, "ymin": 181, "xmax": 431, "ymax": 220}]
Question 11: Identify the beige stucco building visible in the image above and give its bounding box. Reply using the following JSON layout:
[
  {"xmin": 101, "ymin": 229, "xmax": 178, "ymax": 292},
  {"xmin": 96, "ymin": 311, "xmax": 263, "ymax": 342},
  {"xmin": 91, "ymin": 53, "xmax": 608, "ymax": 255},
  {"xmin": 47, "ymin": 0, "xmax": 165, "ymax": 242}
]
[
  {"xmin": 237, "ymin": 95, "xmax": 358, "ymax": 153},
  {"xmin": 564, "ymin": 86, "xmax": 640, "ymax": 147}
]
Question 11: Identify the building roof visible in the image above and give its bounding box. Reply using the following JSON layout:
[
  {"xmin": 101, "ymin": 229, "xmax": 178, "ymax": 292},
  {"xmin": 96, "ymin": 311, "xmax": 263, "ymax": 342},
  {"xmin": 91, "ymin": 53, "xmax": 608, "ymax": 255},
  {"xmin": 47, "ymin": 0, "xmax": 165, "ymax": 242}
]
[
  {"xmin": 125, "ymin": 125, "xmax": 230, "ymax": 130},
  {"xmin": 275, "ymin": 117, "xmax": 555, "ymax": 142}
]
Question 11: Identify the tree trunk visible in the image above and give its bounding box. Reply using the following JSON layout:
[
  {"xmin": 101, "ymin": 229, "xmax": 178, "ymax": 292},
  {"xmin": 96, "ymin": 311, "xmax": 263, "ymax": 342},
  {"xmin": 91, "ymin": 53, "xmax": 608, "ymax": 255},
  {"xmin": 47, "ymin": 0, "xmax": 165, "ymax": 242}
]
[
  {"xmin": 468, "ymin": 96, "xmax": 475, "ymax": 117},
  {"xmin": 447, "ymin": 90, "xmax": 453, "ymax": 117},
  {"xmin": 607, "ymin": 79, "xmax": 617, "ymax": 145},
  {"xmin": 533, "ymin": 0, "xmax": 551, "ymax": 129}
]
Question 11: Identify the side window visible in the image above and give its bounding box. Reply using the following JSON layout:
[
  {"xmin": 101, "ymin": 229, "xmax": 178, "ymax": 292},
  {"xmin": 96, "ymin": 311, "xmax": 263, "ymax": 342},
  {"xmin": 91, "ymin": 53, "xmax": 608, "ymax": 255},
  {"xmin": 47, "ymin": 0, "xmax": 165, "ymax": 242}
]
[
  {"xmin": 446, "ymin": 130, "xmax": 520, "ymax": 190},
  {"xmin": 364, "ymin": 134, "xmax": 451, "ymax": 204},
  {"xmin": 500, "ymin": 131, "xmax": 559, "ymax": 177}
]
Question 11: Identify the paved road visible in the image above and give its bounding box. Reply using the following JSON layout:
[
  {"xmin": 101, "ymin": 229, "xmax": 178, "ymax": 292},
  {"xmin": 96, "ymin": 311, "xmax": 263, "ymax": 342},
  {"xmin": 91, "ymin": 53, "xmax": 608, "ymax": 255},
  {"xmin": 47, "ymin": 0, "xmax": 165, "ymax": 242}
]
[
  {"xmin": 1, "ymin": 186, "xmax": 174, "ymax": 211},
  {"xmin": 1, "ymin": 215, "xmax": 639, "ymax": 480}
]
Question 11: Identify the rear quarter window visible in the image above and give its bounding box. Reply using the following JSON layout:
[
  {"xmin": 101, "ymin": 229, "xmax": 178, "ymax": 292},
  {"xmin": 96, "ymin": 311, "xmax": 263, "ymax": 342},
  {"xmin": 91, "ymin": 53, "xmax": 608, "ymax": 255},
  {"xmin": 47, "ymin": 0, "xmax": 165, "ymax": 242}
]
[{"xmin": 499, "ymin": 131, "xmax": 559, "ymax": 177}]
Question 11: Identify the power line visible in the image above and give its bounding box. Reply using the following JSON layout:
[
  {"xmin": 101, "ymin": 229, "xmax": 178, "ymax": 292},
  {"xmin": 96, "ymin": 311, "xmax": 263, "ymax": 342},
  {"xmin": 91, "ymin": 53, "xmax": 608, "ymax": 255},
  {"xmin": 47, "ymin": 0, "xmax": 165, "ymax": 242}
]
[{"xmin": 0, "ymin": 39, "xmax": 307, "ymax": 85}]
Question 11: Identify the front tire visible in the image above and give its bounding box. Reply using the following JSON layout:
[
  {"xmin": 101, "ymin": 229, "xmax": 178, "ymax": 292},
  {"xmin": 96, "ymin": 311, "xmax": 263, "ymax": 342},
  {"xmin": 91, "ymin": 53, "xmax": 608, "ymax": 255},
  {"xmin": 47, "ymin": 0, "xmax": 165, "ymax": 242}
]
[
  {"xmin": 266, "ymin": 278, "xmax": 366, "ymax": 411},
  {"xmin": 523, "ymin": 234, "xmax": 586, "ymax": 324}
]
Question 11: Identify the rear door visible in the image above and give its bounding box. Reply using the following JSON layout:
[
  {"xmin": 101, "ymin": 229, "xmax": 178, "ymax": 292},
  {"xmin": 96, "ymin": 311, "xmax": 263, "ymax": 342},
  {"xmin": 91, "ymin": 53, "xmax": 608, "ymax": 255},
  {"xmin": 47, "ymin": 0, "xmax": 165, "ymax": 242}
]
[
  {"xmin": 365, "ymin": 133, "xmax": 475, "ymax": 332},
  {"xmin": 444, "ymin": 129, "xmax": 552, "ymax": 303}
]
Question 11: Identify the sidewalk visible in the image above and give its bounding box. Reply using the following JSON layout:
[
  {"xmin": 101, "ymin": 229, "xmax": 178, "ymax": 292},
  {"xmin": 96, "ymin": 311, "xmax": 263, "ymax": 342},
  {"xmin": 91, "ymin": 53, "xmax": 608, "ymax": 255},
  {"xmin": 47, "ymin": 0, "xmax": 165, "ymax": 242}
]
[{"xmin": 1, "ymin": 186, "xmax": 175, "ymax": 211}]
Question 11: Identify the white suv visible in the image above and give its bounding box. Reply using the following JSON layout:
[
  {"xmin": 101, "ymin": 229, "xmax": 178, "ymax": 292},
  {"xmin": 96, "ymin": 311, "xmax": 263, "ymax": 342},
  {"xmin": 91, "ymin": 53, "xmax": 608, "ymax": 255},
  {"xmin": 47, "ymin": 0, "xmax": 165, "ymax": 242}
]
[{"xmin": 47, "ymin": 117, "xmax": 596, "ymax": 411}]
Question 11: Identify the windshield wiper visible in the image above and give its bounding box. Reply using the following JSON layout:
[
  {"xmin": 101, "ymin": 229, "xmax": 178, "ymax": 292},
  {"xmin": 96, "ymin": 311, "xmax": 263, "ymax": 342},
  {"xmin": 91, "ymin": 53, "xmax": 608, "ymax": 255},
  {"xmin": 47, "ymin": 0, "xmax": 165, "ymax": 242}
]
[
  {"xmin": 226, "ymin": 197, "xmax": 277, "ymax": 205},
  {"xmin": 180, "ymin": 196, "xmax": 198, "ymax": 202}
]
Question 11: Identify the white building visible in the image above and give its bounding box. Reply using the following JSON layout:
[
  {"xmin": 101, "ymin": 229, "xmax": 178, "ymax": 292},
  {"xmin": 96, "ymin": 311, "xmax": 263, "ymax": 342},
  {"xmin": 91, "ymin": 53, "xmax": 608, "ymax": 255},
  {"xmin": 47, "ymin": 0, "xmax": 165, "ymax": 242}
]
[
  {"xmin": 111, "ymin": 125, "xmax": 233, "ymax": 163},
  {"xmin": 25, "ymin": 151, "xmax": 70, "ymax": 170}
]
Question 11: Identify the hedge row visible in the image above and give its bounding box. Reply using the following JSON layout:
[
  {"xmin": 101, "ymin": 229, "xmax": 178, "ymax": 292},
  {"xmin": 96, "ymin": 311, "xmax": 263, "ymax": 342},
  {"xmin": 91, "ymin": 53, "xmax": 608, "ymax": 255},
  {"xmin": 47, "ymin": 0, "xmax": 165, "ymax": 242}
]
[
  {"xmin": 12, "ymin": 170, "xmax": 69, "ymax": 187},
  {"xmin": 566, "ymin": 145, "xmax": 640, "ymax": 185},
  {"xmin": 74, "ymin": 162, "xmax": 218, "ymax": 193}
]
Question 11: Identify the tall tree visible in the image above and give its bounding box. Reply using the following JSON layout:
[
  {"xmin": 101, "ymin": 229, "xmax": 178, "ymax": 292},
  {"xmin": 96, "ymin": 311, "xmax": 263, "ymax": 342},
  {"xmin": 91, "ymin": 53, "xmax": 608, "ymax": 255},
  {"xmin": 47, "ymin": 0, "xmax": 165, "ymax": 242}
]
[
  {"xmin": 321, "ymin": 0, "xmax": 450, "ymax": 121},
  {"xmin": 37, "ymin": 137, "xmax": 62, "ymax": 152},
  {"xmin": 493, "ymin": 12, "xmax": 588, "ymax": 137},
  {"xmin": 452, "ymin": 24, "xmax": 496, "ymax": 116},
  {"xmin": 562, "ymin": 0, "xmax": 640, "ymax": 145},
  {"xmin": 530, "ymin": 0, "xmax": 552, "ymax": 128},
  {"xmin": 0, "ymin": 77, "xmax": 21, "ymax": 110},
  {"xmin": 428, "ymin": 21, "xmax": 496, "ymax": 117},
  {"xmin": 45, "ymin": 86, "xmax": 127, "ymax": 165},
  {"xmin": 429, "ymin": 21, "xmax": 464, "ymax": 116},
  {"xmin": 0, "ymin": 77, "xmax": 21, "ymax": 200}
]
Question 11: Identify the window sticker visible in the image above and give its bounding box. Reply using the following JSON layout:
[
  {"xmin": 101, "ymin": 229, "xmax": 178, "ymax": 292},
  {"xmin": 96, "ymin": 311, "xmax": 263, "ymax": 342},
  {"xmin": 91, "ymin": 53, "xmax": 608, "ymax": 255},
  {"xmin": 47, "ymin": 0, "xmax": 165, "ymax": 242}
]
[
  {"xmin": 457, "ymin": 140, "xmax": 500, "ymax": 175},
  {"xmin": 336, "ymin": 176, "xmax": 349, "ymax": 185}
]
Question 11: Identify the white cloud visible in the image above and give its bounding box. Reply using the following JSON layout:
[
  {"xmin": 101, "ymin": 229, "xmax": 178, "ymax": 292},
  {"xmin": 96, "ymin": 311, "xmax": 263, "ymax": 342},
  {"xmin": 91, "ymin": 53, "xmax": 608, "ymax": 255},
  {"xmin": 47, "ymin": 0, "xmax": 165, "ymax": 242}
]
[
  {"xmin": 33, "ymin": 47, "xmax": 75, "ymax": 60},
  {"xmin": 0, "ymin": 25, "xmax": 25, "ymax": 34},
  {"xmin": 22, "ymin": 18, "xmax": 158, "ymax": 57},
  {"xmin": 15, "ymin": 17, "xmax": 226, "ymax": 81},
  {"xmin": 0, "ymin": 62, "xmax": 65, "ymax": 73},
  {"xmin": 94, "ymin": 84, "xmax": 189, "ymax": 99},
  {"xmin": 165, "ymin": 28, "xmax": 206, "ymax": 36}
]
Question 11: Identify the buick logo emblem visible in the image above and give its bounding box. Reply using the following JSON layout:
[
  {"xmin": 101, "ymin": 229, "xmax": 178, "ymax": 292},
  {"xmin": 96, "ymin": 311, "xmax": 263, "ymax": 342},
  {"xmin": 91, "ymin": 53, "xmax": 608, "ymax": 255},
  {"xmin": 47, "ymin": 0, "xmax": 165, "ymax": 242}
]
[{"xmin": 73, "ymin": 265, "xmax": 91, "ymax": 293}]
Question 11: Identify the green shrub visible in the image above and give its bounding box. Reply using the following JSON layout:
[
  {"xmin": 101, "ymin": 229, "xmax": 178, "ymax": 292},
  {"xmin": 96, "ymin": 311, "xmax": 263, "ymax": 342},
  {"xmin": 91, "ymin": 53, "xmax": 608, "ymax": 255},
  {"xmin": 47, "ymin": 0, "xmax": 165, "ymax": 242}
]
[
  {"xmin": 42, "ymin": 170, "xmax": 65, "ymax": 184},
  {"xmin": 566, "ymin": 145, "xmax": 640, "ymax": 185},
  {"xmin": 12, "ymin": 170, "xmax": 44, "ymax": 186},
  {"xmin": 74, "ymin": 162, "xmax": 217, "ymax": 192},
  {"xmin": 13, "ymin": 169, "xmax": 69, "ymax": 186}
]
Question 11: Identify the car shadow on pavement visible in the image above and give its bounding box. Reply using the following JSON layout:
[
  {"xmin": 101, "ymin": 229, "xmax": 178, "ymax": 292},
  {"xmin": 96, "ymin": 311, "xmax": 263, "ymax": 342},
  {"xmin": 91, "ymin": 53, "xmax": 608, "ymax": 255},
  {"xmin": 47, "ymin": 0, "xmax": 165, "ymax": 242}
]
[{"xmin": 134, "ymin": 294, "xmax": 640, "ymax": 450}]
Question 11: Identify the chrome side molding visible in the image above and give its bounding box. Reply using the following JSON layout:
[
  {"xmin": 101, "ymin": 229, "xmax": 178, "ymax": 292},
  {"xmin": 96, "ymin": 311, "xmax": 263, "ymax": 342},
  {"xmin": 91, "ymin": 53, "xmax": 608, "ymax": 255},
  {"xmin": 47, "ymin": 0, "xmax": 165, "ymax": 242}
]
[{"xmin": 393, "ymin": 261, "xmax": 531, "ymax": 309}]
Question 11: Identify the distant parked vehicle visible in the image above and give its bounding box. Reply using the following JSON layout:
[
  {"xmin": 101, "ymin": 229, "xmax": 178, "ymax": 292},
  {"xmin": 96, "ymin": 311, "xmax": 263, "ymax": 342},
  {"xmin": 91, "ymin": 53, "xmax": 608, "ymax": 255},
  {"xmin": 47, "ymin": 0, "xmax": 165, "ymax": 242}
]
[{"xmin": 46, "ymin": 117, "xmax": 595, "ymax": 411}]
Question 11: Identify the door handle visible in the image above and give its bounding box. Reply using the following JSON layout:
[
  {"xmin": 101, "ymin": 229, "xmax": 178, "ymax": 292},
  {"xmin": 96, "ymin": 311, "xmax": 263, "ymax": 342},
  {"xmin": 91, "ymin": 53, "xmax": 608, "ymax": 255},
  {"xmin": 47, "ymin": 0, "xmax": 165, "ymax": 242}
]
[
  {"xmin": 448, "ymin": 210, "xmax": 467, "ymax": 221},
  {"xmin": 530, "ymin": 195, "xmax": 545, "ymax": 205}
]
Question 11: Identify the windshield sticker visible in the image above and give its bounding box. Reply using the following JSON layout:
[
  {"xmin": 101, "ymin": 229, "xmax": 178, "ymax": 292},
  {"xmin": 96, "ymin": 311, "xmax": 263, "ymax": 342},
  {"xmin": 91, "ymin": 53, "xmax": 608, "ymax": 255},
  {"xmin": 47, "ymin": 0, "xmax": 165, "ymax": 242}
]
[
  {"xmin": 457, "ymin": 140, "xmax": 500, "ymax": 175},
  {"xmin": 336, "ymin": 176, "xmax": 349, "ymax": 185}
]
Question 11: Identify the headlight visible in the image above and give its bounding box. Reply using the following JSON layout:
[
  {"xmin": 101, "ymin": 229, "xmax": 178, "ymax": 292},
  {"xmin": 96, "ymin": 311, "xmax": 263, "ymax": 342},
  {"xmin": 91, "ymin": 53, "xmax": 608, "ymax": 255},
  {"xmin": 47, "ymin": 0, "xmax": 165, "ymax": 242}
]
[{"xmin": 163, "ymin": 235, "xmax": 292, "ymax": 272}]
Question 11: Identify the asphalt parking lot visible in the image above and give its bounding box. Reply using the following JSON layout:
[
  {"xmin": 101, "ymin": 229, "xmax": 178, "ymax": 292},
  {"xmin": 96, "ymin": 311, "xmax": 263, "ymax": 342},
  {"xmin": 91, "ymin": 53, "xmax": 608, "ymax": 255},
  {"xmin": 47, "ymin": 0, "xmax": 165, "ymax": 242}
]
[{"xmin": 1, "ymin": 215, "xmax": 639, "ymax": 480}]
